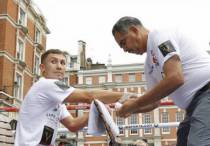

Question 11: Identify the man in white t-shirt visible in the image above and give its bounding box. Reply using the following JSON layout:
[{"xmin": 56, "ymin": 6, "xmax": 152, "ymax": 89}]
[
  {"xmin": 15, "ymin": 49, "xmax": 124, "ymax": 146},
  {"xmin": 112, "ymin": 16, "xmax": 210, "ymax": 146}
]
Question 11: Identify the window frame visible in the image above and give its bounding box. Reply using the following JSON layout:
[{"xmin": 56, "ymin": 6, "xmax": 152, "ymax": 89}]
[
  {"xmin": 18, "ymin": 7, "xmax": 27, "ymax": 26},
  {"xmin": 35, "ymin": 27, "xmax": 41, "ymax": 43},
  {"xmin": 128, "ymin": 73, "xmax": 135, "ymax": 82},
  {"xmin": 116, "ymin": 116, "xmax": 125, "ymax": 135},
  {"xmin": 161, "ymin": 112, "xmax": 170, "ymax": 134},
  {"xmin": 34, "ymin": 54, "xmax": 40, "ymax": 75},
  {"xmin": 128, "ymin": 114, "xmax": 139, "ymax": 135},
  {"xmin": 16, "ymin": 38, "xmax": 25, "ymax": 61},
  {"xmin": 14, "ymin": 72, "xmax": 23, "ymax": 100},
  {"xmin": 85, "ymin": 77, "xmax": 92, "ymax": 85},
  {"xmin": 115, "ymin": 74, "xmax": 122, "ymax": 83},
  {"xmin": 143, "ymin": 113, "xmax": 152, "ymax": 134},
  {"xmin": 176, "ymin": 111, "xmax": 184, "ymax": 122},
  {"xmin": 99, "ymin": 76, "xmax": 106, "ymax": 84}
]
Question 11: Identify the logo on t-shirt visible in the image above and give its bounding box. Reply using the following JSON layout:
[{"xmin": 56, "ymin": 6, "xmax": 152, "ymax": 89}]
[
  {"xmin": 158, "ymin": 40, "xmax": 176, "ymax": 57},
  {"xmin": 150, "ymin": 50, "xmax": 159, "ymax": 66},
  {"xmin": 54, "ymin": 81, "xmax": 70, "ymax": 91},
  {"xmin": 39, "ymin": 126, "xmax": 54, "ymax": 145}
]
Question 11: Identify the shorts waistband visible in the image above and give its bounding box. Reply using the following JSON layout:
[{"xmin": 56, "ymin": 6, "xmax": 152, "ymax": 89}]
[
  {"xmin": 186, "ymin": 81, "xmax": 210, "ymax": 114},
  {"xmin": 194, "ymin": 81, "xmax": 210, "ymax": 97}
]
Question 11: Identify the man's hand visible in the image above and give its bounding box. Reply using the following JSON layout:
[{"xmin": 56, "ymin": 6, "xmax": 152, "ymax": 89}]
[{"xmin": 116, "ymin": 99, "xmax": 136, "ymax": 118}]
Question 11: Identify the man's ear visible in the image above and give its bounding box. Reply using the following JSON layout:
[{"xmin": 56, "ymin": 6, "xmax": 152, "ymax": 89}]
[
  {"xmin": 39, "ymin": 64, "xmax": 45, "ymax": 75},
  {"xmin": 129, "ymin": 25, "xmax": 138, "ymax": 34}
]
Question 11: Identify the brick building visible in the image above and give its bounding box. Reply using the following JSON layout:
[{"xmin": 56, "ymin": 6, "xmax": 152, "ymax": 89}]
[
  {"xmin": 0, "ymin": 0, "xmax": 49, "ymax": 118},
  {"xmin": 75, "ymin": 64, "xmax": 184, "ymax": 146}
]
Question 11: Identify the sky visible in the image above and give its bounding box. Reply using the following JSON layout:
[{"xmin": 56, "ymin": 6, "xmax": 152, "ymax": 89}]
[{"xmin": 33, "ymin": 0, "xmax": 210, "ymax": 65}]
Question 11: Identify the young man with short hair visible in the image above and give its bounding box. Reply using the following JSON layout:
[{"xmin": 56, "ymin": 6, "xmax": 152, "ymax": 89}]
[{"xmin": 15, "ymin": 49, "xmax": 124, "ymax": 146}]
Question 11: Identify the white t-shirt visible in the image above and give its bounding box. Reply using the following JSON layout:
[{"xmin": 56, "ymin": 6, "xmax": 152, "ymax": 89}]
[
  {"xmin": 145, "ymin": 29, "xmax": 210, "ymax": 109},
  {"xmin": 15, "ymin": 77, "xmax": 75, "ymax": 146}
]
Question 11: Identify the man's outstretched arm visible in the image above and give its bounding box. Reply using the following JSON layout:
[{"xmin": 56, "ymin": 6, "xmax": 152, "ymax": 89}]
[{"xmin": 64, "ymin": 89, "xmax": 123, "ymax": 104}]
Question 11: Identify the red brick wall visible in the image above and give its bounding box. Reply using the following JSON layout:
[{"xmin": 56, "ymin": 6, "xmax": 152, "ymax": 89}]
[
  {"xmin": 0, "ymin": 57, "xmax": 3, "ymax": 86},
  {"xmin": 127, "ymin": 87, "xmax": 138, "ymax": 93},
  {"xmin": 112, "ymin": 74, "xmax": 115, "ymax": 82},
  {"xmin": 1, "ymin": 58, "xmax": 15, "ymax": 95},
  {"xmin": 25, "ymin": 41, "xmax": 34, "ymax": 72},
  {"xmin": 85, "ymin": 136, "xmax": 106, "ymax": 141},
  {"xmin": 69, "ymin": 74, "xmax": 78, "ymax": 85},
  {"xmin": 0, "ymin": 0, "xmax": 7, "ymax": 14},
  {"xmin": 5, "ymin": 21, "xmax": 16, "ymax": 56},
  {"xmin": 112, "ymin": 73, "xmax": 142, "ymax": 82},
  {"xmin": 28, "ymin": 18, "xmax": 35, "ymax": 41},
  {"xmin": 123, "ymin": 73, "xmax": 128, "ymax": 82},
  {"xmin": 42, "ymin": 35, "xmax": 46, "ymax": 50},
  {"xmin": 92, "ymin": 75, "xmax": 98, "ymax": 85},
  {"xmin": 0, "ymin": 20, "xmax": 6, "ymax": 50},
  {"xmin": 136, "ymin": 72, "xmax": 142, "ymax": 81},
  {"xmin": 23, "ymin": 73, "xmax": 33, "ymax": 97},
  {"xmin": 6, "ymin": 0, "xmax": 18, "ymax": 21}
]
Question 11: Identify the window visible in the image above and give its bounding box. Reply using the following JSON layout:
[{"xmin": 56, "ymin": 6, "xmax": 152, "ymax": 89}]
[
  {"xmin": 70, "ymin": 56, "xmax": 78, "ymax": 68},
  {"xmin": 14, "ymin": 73, "xmax": 23, "ymax": 100},
  {"xmin": 17, "ymin": 39, "xmax": 24, "ymax": 61},
  {"xmin": 162, "ymin": 112, "xmax": 170, "ymax": 133},
  {"xmin": 19, "ymin": 8, "xmax": 26, "ymax": 26},
  {"xmin": 141, "ymin": 85, "xmax": 147, "ymax": 94},
  {"xmin": 128, "ymin": 73, "xmax": 135, "ymax": 82},
  {"xmin": 85, "ymin": 77, "xmax": 92, "ymax": 85},
  {"xmin": 34, "ymin": 55, "xmax": 40, "ymax": 75},
  {"xmin": 129, "ymin": 114, "xmax": 138, "ymax": 134},
  {"xmin": 115, "ymin": 74, "xmax": 122, "ymax": 83},
  {"xmin": 143, "ymin": 113, "xmax": 152, "ymax": 134},
  {"xmin": 116, "ymin": 117, "xmax": 125, "ymax": 134},
  {"xmin": 130, "ymin": 87, "xmax": 134, "ymax": 92},
  {"xmin": 99, "ymin": 76, "xmax": 106, "ymax": 84},
  {"xmin": 176, "ymin": 111, "xmax": 184, "ymax": 122},
  {"xmin": 35, "ymin": 27, "xmax": 41, "ymax": 43}
]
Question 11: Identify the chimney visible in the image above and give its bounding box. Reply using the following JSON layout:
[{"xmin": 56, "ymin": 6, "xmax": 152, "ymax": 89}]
[{"xmin": 78, "ymin": 40, "xmax": 86, "ymax": 69}]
